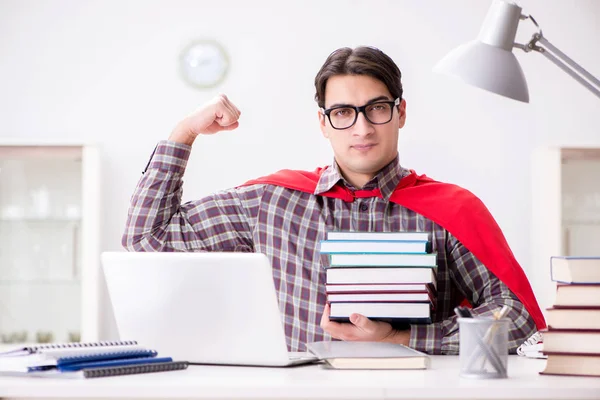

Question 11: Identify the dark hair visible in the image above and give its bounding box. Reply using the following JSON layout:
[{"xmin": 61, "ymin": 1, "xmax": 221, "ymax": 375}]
[{"xmin": 314, "ymin": 46, "xmax": 403, "ymax": 109}]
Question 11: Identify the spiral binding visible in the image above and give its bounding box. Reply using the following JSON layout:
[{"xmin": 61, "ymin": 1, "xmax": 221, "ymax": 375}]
[
  {"xmin": 56, "ymin": 349, "xmax": 157, "ymax": 365},
  {"xmin": 82, "ymin": 361, "xmax": 188, "ymax": 378},
  {"xmin": 27, "ymin": 340, "xmax": 138, "ymax": 353},
  {"xmin": 516, "ymin": 331, "xmax": 543, "ymax": 356}
]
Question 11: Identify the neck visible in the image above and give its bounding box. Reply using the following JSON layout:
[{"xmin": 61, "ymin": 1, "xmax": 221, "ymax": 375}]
[{"xmin": 340, "ymin": 171, "xmax": 375, "ymax": 189}]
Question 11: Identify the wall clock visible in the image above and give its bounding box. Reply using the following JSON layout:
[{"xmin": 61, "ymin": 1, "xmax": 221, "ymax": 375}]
[{"xmin": 179, "ymin": 40, "xmax": 229, "ymax": 89}]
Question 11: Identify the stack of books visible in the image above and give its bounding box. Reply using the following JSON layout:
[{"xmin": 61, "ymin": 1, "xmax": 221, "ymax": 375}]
[
  {"xmin": 320, "ymin": 231, "xmax": 436, "ymax": 327},
  {"xmin": 540, "ymin": 256, "xmax": 600, "ymax": 377},
  {"xmin": 0, "ymin": 340, "xmax": 188, "ymax": 379}
]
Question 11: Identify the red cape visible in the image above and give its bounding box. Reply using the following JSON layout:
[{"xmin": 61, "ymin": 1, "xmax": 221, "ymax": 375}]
[{"xmin": 240, "ymin": 167, "xmax": 546, "ymax": 330}]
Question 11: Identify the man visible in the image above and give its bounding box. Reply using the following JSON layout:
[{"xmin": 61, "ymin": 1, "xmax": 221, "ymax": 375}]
[{"xmin": 123, "ymin": 46, "xmax": 544, "ymax": 355}]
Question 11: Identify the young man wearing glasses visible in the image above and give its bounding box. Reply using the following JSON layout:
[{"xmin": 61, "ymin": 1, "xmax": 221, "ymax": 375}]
[{"xmin": 123, "ymin": 46, "xmax": 545, "ymax": 355}]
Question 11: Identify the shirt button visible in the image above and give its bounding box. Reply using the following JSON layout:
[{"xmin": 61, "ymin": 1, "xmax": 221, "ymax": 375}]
[{"xmin": 360, "ymin": 203, "xmax": 369, "ymax": 212}]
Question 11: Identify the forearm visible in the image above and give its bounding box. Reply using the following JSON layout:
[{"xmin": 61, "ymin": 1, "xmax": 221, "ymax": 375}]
[
  {"xmin": 408, "ymin": 297, "xmax": 535, "ymax": 355},
  {"xmin": 122, "ymin": 140, "xmax": 258, "ymax": 253},
  {"xmin": 122, "ymin": 141, "xmax": 198, "ymax": 251}
]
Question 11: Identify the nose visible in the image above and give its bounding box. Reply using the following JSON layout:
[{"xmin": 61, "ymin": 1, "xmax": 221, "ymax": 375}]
[{"xmin": 352, "ymin": 111, "xmax": 375, "ymax": 136}]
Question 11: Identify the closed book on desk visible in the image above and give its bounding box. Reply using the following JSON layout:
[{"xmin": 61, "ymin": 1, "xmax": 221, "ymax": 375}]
[
  {"xmin": 550, "ymin": 256, "xmax": 600, "ymax": 283},
  {"xmin": 546, "ymin": 307, "xmax": 600, "ymax": 330},
  {"xmin": 306, "ymin": 341, "xmax": 429, "ymax": 370},
  {"xmin": 542, "ymin": 329, "xmax": 600, "ymax": 354},
  {"xmin": 554, "ymin": 284, "xmax": 600, "ymax": 307},
  {"xmin": 541, "ymin": 353, "xmax": 600, "ymax": 377}
]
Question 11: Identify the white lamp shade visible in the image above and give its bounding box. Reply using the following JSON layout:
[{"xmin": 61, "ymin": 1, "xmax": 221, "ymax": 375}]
[{"xmin": 434, "ymin": 40, "xmax": 529, "ymax": 103}]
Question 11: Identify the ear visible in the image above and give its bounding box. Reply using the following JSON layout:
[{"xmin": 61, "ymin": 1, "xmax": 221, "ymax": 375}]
[
  {"xmin": 397, "ymin": 99, "xmax": 407, "ymax": 129},
  {"xmin": 318, "ymin": 110, "xmax": 330, "ymax": 138}
]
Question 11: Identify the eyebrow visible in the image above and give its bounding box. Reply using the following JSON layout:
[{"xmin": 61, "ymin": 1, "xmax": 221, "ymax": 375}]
[{"xmin": 327, "ymin": 95, "xmax": 392, "ymax": 109}]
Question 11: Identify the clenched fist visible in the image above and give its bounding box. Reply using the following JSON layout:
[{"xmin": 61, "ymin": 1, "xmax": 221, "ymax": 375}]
[{"xmin": 169, "ymin": 94, "xmax": 241, "ymax": 145}]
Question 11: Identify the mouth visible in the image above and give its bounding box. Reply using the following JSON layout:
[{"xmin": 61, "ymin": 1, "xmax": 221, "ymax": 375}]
[{"xmin": 352, "ymin": 144, "xmax": 377, "ymax": 151}]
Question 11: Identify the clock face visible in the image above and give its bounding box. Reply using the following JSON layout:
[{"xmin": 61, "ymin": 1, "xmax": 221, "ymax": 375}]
[{"xmin": 179, "ymin": 40, "xmax": 229, "ymax": 89}]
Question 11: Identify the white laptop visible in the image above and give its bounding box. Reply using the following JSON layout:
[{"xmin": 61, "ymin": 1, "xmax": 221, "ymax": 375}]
[{"xmin": 101, "ymin": 251, "xmax": 318, "ymax": 367}]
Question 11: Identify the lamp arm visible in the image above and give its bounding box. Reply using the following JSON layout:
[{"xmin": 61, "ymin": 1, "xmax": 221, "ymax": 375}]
[
  {"xmin": 515, "ymin": 15, "xmax": 600, "ymax": 99},
  {"xmin": 536, "ymin": 36, "xmax": 600, "ymax": 89},
  {"xmin": 536, "ymin": 41, "xmax": 600, "ymax": 99}
]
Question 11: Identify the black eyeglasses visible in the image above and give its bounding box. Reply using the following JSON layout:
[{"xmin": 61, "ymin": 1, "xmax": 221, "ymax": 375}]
[{"xmin": 320, "ymin": 98, "xmax": 400, "ymax": 130}]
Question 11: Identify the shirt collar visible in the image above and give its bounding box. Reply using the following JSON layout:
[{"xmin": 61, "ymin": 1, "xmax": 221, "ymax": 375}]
[{"xmin": 314, "ymin": 154, "xmax": 407, "ymax": 201}]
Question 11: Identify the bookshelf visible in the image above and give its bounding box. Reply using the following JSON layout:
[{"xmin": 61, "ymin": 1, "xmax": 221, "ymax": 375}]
[
  {"xmin": 0, "ymin": 141, "xmax": 100, "ymax": 345},
  {"xmin": 530, "ymin": 146, "xmax": 600, "ymax": 314}
]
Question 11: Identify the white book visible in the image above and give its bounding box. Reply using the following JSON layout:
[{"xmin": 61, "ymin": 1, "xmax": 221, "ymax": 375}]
[
  {"xmin": 327, "ymin": 292, "xmax": 431, "ymax": 303},
  {"xmin": 329, "ymin": 302, "xmax": 431, "ymax": 320},
  {"xmin": 320, "ymin": 240, "xmax": 429, "ymax": 254},
  {"xmin": 327, "ymin": 231, "xmax": 430, "ymax": 242},
  {"xmin": 325, "ymin": 283, "xmax": 432, "ymax": 293},
  {"xmin": 330, "ymin": 253, "xmax": 437, "ymax": 267},
  {"xmin": 306, "ymin": 341, "xmax": 430, "ymax": 370},
  {"xmin": 326, "ymin": 268, "xmax": 437, "ymax": 288}
]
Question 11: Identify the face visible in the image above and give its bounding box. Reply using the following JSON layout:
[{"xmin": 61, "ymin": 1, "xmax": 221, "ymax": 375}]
[{"xmin": 319, "ymin": 74, "xmax": 407, "ymax": 186}]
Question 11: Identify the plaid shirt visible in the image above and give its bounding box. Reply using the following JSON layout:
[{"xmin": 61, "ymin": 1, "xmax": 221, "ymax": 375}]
[{"xmin": 123, "ymin": 140, "xmax": 536, "ymax": 354}]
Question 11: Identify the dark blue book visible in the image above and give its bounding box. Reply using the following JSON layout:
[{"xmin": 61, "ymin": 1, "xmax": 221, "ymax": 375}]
[{"xmin": 55, "ymin": 356, "xmax": 173, "ymax": 372}]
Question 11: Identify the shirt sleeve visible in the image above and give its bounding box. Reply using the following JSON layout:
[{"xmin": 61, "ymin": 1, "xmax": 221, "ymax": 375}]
[
  {"xmin": 408, "ymin": 231, "xmax": 537, "ymax": 355},
  {"xmin": 121, "ymin": 140, "xmax": 261, "ymax": 252}
]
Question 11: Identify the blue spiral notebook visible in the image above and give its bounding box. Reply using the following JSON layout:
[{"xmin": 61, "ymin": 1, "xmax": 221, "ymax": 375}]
[
  {"xmin": 32, "ymin": 356, "xmax": 173, "ymax": 373},
  {"xmin": 0, "ymin": 341, "xmax": 187, "ymax": 378},
  {"xmin": 0, "ymin": 341, "xmax": 155, "ymax": 372}
]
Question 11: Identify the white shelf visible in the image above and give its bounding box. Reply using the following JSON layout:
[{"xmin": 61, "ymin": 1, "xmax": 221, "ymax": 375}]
[
  {"xmin": 563, "ymin": 219, "xmax": 600, "ymax": 225},
  {"xmin": 0, "ymin": 218, "xmax": 81, "ymax": 223},
  {"xmin": 0, "ymin": 142, "xmax": 100, "ymax": 343},
  {"xmin": 0, "ymin": 279, "xmax": 80, "ymax": 284},
  {"xmin": 531, "ymin": 145, "xmax": 600, "ymax": 312}
]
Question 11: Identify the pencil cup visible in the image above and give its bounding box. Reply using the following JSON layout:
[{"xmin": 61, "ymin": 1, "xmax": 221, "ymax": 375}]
[{"xmin": 458, "ymin": 317, "xmax": 509, "ymax": 379}]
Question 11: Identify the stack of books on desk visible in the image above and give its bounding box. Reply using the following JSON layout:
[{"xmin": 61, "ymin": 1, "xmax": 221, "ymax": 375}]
[
  {"xmin": 540, "ymin": 256, "xmax": 600, "ymax": 377},
  {"xmin": 0, "ymin": 340, "xmax": 188, "ymax": 379},
  {"xmin": 320, "ymin": 231, "xmax": 436, "ymax": 327}
]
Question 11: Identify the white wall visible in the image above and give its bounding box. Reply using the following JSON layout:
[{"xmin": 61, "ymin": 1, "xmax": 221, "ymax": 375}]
[{"xmin": 1, "ymin": 0, "xmax": 599, "ymax": 339}]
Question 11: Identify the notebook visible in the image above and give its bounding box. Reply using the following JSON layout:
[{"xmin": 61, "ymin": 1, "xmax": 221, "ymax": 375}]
[
  {"xmin": 0, "ymin": 340, "xmax": 140, "ymax": 357},
  {"xmin": 11, "ymin": 361, "xmax": 189, "ymax": 379},
  {"xmin": 102, "ymin": 251, "xmax": 318, "ymax": 367},
  {"xmin": 306, "ymin": 341, "xmax": 430, "ymax": 370},
  {"xmin": 0, "ymin": 340, "xmax": 184, "ymax": 378}
]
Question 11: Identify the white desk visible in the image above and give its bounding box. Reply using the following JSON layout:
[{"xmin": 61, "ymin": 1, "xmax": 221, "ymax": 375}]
[{"xmin": 0, "ymin": 356, "xmax": 599, "ymax": 400}]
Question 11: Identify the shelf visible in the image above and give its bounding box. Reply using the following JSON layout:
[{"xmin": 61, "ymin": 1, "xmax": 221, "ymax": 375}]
[
  {"xmin": 0, "ymin": 218, "xmax": 81, "ymax": 223},
  {"xmin": 0, "ymin": 279, "xmax": 80, "ymax": 285},
  {"xmin": 562, "ymin": 220, "xmax": 600, "ymax": 226}
]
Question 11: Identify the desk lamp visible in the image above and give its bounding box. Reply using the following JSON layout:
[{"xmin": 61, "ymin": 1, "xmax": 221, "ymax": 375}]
[{"xmin": 434, "ymin": 0, "xmax": 600, "ymax": 102}]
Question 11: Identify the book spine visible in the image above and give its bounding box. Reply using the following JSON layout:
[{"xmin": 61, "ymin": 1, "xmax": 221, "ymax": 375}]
[{"xmin": 82, "ymin": 361, "xmax": 189, "ymax": 378}]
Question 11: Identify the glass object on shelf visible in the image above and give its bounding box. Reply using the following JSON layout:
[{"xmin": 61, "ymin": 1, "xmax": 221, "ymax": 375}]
[
  {"xmin": 0, "ymin": 144, "xmax": 87, "ymax": 345},
  {"xmin": 35, "ymin": 331, "xmax": 54, "ymax": 344},
  {"xmin": 0, "ymin": 331, "xmax": 28, "ymax": 344},
  {"xmin": 68, "ymin": 331, "xmax": 81, "ymax": 343}
]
